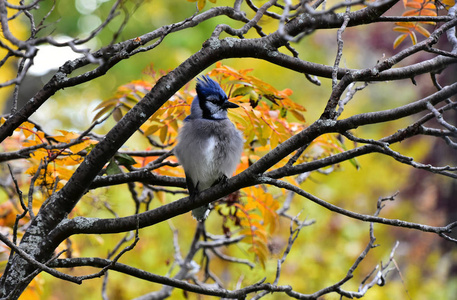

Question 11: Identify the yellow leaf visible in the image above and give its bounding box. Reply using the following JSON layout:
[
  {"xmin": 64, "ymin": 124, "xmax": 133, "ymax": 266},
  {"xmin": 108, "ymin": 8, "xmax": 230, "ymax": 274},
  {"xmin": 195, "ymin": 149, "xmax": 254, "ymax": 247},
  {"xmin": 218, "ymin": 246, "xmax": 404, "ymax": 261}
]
[
  {"xmin": 393, "ymin": 26, "xmax": 411, "ymax": 33},
  {"xmin": 69, "ymin": 140, "xmax": 91, "ymax": 154},
  {"xmin": 92, "ymin": 105, "xmax": 115, "ymax": 122},
  {"xmin": 159, "ymin": 125, "xmax": 168, "ymax": 143},
  {"xmin": 442, "ymin": 0, "xmax": 455, "ymax": 6},
  {"xmin": 22, "ymin": 139, "xmax": 40, "ymax": 148},
  {"xmin": 156, "ymin": 191, "xmax": 166, "ymax": 204},
  {"xmin": 261, "ymin": 124, "xmax": 272, "ymax": 140},
  {"xmin": 21, "ymin": 122, "xmax": 35, "ymax": 139},
  {"xmin": 55, "ymin": 131, "xmax": 75, "ymax": 141},
  {"xmin": 144, "ymin": 124, "xmax": 160, "ymax": 136},
  {"xmin": 415, "ymin": 24, "xmax": 430, "ymax": 38},
  {"xmin": 393, "ymin": 34, "xmax": 408, "ymax": 48},
  {"xmin": 31, "ymin": 149, "xmax": 48, "ymax": 161},
  {"xmin": 197, "ymin": 0, "xmax": 206, "ymax": 10},
  {"xmin": 169, "ymin": 119, "xmax": 179, "ymax": 133},
  {"xmin": 229, "ymin": 110, "xmax": 249, "ymax": 129},
  {"xmin": 52, "ymin": 136, "xmax": 68, "ymax": 143},
  {"xmin": 34, "ymin": 131, "xmax": 46, "ymax": 143},
  {"xmin": 54, "ymin": 166, "xmax": 75, "ymax": 181},
  {"xmin": 270, "ymin": 133, "xmax": 279, "ymax": 149},
  {"xmin": 21, "ymin": 121, "xmax": 35, "ymax": 131},
  {"xmin": 291, "ymin": 109, "xmax": 306, "ymax": 122},
  {"xmin": 239, "ymin": 228, "xmax": 253, "ymax": 236},
  {"xmin": 56, "ymin": 156, "xmax": 83, "ymax": 166},
  {"xmin": 93, "ymin": 98, "xmax": 119, "ymax": 111},
  {"xmin": 26, "ymin": 165, "xmax": 38, "ymax": 176},
  {"xmin": 409, "ymin": 31, "xmax": 417, "ymax": 45}
]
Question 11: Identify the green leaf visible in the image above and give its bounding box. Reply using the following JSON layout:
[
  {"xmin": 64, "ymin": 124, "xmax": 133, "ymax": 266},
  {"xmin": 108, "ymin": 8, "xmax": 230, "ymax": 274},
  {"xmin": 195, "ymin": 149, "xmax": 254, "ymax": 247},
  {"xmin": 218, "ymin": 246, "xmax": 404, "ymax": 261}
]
[
  {"xmin": 106, "ymin": 160, "xmax": 122, "ymax": 175},
  {"xmin": 232, "ymin": 86, "xmax": 259, "ymax": 102},
  {"xmin": 115, "ymin": 153, "xmax": 137, "ymax": 166}
]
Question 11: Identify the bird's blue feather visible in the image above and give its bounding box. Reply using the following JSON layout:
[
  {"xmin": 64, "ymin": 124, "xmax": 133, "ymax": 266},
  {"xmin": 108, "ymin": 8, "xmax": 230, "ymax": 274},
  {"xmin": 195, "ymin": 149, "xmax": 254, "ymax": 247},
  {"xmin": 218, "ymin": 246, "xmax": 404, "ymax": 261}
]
[{"xmin": 196, "ymin": 75, "xmax": 227, "ymax": 102}]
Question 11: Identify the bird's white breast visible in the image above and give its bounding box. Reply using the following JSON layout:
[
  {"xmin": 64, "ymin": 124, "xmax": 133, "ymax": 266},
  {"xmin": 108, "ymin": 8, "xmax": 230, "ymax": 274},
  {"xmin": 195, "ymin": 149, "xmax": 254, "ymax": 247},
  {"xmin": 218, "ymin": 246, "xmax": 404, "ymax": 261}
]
[
  {"xmin": 202, "ymin": 136, "xmax": 216, "ymax": 163},
  {"xmin": 175, "ymin": 118, "xmax": 243, "ymax": 192}
]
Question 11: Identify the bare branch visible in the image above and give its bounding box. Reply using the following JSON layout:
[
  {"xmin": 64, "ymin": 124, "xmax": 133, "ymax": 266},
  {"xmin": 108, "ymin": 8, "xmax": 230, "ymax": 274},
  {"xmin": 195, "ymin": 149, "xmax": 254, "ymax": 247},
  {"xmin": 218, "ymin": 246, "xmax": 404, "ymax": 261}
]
[
  {"xmin": 258, "ymin": 176, "xmax": 457, "ymax": 236},
  {"xmin": 0, "ymin": 233, "xmax": 82, "ymax": 284}
]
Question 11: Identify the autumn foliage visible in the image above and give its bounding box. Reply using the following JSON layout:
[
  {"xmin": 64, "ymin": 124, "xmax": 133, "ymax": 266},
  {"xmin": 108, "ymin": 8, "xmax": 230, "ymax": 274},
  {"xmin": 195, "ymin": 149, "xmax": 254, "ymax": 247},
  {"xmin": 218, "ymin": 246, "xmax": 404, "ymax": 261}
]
[
  {"xmin": 1, "ymin": 0, "xmax": 456, "ymax": 298},
  {"xmin": 393, "ymin": 0, "xmax": 455, "ymax": 47}
]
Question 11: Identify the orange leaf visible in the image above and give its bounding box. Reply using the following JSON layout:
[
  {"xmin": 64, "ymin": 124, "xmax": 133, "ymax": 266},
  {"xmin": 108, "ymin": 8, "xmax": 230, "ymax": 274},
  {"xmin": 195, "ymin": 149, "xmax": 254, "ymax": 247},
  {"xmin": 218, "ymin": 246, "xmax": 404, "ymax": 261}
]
[
  {"xmin": 405, "ymin": 2, "xmax": 422, "ymax": 8},
  {"xmin": 403, "ymin": 10, "xmax": 422, "ymax": 16},
  {"xmin": 422, "ymin": 2, "xmax": 437, "ymax": 10},
  {"xmin": 420, "ymin": 9, "xmax": 437, "ymax": 16}
]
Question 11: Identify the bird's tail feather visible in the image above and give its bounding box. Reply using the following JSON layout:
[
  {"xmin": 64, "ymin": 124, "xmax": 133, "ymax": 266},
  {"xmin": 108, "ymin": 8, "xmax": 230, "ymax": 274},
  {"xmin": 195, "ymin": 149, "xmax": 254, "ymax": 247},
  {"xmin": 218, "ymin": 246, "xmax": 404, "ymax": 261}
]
[{"xmin": 192, "ymin": 204, "xmax": 210, "ymax": 222}]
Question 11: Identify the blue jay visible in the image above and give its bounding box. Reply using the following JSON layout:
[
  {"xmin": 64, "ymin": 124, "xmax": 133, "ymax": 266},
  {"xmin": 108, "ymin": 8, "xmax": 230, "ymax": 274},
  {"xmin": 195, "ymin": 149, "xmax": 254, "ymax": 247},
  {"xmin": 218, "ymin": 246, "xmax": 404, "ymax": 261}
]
[{"xmin": 174, "ymin": 76, "xmax": 244, "ymax": 221}]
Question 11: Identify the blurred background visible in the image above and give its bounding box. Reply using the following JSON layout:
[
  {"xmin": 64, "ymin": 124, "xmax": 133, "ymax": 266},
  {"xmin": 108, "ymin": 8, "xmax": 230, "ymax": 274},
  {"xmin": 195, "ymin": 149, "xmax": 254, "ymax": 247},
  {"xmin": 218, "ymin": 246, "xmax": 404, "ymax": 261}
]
[{"xmin": 1, "ymin": 0, "xmax": 456, "ymax": 299}]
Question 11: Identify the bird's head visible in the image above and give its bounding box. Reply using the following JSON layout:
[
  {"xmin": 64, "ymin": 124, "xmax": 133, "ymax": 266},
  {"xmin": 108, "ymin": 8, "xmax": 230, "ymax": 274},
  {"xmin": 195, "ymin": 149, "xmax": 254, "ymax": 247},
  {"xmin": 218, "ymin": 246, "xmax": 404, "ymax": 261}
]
[{"xmin": 194, "ymin": 75, "xmax": 239, "ymax": 120}]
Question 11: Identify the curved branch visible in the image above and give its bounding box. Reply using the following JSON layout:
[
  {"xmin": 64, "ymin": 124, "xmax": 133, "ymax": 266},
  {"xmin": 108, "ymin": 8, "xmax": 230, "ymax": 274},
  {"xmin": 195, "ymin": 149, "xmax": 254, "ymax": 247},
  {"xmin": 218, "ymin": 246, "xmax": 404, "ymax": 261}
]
[
  {"xmin": 49, "ymin": 257, "xmax": 291, "ymax": 298},
  {"xmin": 258, "ymin": 177, "xmax": 457, "ymax": 235}
]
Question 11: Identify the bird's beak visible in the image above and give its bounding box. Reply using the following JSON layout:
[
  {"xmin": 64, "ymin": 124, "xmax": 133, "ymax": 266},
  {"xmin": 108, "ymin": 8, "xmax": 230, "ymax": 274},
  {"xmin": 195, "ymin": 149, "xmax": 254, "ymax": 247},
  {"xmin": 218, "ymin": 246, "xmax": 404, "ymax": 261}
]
[{"xmin": 222, "ymin": 101, "xmax": 239, "ymax": 109}]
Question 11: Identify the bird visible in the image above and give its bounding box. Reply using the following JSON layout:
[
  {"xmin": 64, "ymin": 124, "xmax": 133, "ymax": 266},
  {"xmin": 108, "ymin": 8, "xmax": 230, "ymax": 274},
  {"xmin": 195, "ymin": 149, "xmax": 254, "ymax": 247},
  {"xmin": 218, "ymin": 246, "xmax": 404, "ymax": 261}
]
[{"xmin": 174, "ymin": 75, "xmax": 244, "ymax": 221}]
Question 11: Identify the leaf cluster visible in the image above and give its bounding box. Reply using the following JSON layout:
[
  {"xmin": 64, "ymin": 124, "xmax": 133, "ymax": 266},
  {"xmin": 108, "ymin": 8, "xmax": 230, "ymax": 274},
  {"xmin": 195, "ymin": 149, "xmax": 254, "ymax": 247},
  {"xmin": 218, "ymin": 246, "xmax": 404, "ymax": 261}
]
[
  {"xmin": 393, "ymin": 0, "xmax": 454, "ymax": 48},
  {"xmin": 92, "ymin": 63, "xmax": 348, "ymax": 263},
  {"xmin": 0, "ymin": 118, "xmax": 97, "ymax": 199}
]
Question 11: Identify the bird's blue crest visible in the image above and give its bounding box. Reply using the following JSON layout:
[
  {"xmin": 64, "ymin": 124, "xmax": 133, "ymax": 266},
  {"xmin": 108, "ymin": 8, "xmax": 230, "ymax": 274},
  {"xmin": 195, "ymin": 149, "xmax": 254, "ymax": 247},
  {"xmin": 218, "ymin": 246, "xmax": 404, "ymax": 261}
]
[{"xmin": 196, "ymin": 75, "xmax": 227, "ymax": 101}]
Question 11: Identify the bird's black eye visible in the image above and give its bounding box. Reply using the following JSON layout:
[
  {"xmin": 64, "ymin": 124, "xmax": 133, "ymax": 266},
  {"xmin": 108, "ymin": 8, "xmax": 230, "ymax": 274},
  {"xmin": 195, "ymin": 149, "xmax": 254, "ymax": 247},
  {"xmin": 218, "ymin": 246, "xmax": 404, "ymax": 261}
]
[{"xmin": 206, "ymin": 95, "xmax": 222, "ymax": 104}]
